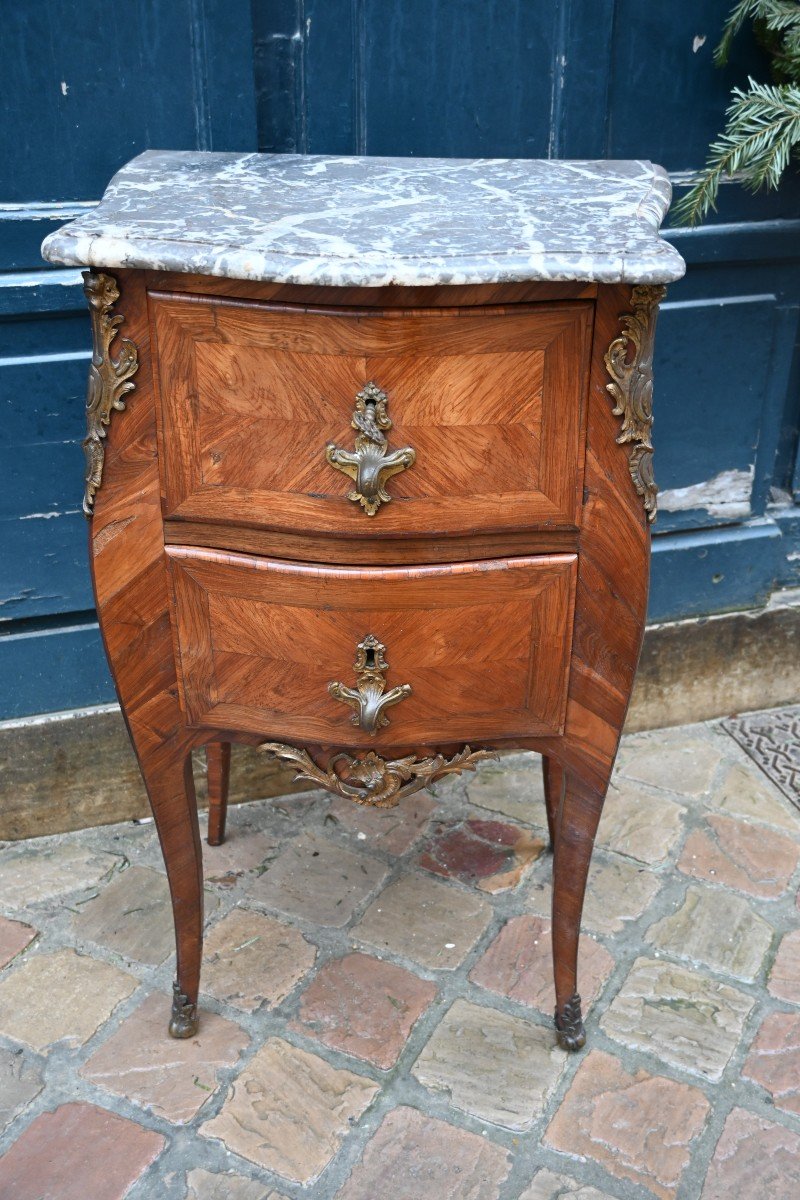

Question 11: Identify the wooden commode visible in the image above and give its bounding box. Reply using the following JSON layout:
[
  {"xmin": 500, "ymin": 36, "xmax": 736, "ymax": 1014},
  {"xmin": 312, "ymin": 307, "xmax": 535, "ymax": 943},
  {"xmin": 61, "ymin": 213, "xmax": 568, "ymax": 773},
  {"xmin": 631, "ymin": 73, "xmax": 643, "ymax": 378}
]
[{"xmin": 42, "ymin": 151, "xmax": 685, "ymax": 1049}]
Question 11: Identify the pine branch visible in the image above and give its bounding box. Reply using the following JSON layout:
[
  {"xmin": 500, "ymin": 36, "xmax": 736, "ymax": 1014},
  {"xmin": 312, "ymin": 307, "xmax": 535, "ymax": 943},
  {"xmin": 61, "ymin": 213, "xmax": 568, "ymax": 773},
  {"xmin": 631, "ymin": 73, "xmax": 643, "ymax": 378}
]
[
  {"xmin": 769, "ymin": 27, "xmax": 800, "ymax": 82},
  {"xmin": 672, "ymin": 78, "xmax": 800, "ymax": 225},
  {"xmin": 716, "ymin": 0, "xmax": 800, "ymax": 66},
  {"xmin": 716, "ymin": 0, "xmax": 757, "ymax": 63}
]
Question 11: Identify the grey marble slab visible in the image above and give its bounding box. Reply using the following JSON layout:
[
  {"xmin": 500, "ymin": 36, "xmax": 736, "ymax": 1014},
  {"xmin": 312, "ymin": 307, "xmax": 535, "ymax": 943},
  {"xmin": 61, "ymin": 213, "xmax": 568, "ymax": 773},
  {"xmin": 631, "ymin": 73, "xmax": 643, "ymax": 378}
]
[{"xmin": 41, "ymin": 151, "xmax": 685, "ymax": 287}]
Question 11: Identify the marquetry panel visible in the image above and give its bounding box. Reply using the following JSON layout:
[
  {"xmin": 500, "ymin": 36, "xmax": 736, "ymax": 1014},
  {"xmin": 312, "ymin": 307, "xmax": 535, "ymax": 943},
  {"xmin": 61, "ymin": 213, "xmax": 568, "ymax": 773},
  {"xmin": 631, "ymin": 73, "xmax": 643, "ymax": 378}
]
[
  {"xmin": 150, "ymin": 295, "xmax": 592, "ymax": 538},
  {"xmin": 166, "ymin": 548, "xmax": 577, "ymax": 745}
]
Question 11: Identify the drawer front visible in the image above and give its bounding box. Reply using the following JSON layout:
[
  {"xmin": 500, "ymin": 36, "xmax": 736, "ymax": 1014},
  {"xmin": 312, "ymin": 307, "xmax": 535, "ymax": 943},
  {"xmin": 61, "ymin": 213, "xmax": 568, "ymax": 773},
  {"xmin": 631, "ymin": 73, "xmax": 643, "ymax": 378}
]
[
  {"xmin": 152, "ymin": 295, "xmax": 591, "ymax": 537},
  {"xmin": 166, "ymin": 547, "xmax": 577, "ymax": 745}
]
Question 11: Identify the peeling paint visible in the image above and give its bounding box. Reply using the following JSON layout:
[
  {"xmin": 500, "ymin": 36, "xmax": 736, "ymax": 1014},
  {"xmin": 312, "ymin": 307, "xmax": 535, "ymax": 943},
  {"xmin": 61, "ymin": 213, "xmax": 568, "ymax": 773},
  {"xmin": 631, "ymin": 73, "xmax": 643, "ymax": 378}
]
[
  {"xmin": 0, "ymin": 589, "xmax": 61, "ymax": 610},
  {"xmin": 0, "ymin": 202, "xmax": 96, "ymax": 218},
  {"xmin": 0, "ymin": 702, "xmax": 120, "ymax": 733},
  {"xmin": 668, "ymin": 169, "xmax": 746, "ymax": 186},
  {"xmin": 19, "ymin": 511, "xmax": 71, "ymax": 520},
  {"xmin": 0, "ymin": 350, "xmax": 91, "ymax": 368},
  {"xmin": 659, "ymin": 467, "xmax": 754, "ymax": 519},
  {"xmin": 5, "ymin": 268, "xmax": 84, "ymax": 288}
]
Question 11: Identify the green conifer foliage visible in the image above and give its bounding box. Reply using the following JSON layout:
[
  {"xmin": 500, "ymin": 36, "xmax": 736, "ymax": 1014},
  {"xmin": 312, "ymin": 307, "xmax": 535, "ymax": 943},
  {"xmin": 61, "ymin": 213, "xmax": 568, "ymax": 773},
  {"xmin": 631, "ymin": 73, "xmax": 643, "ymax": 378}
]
[{"xmin": 673, "ymin": 0, "xmax": 800, "ymax": 225}]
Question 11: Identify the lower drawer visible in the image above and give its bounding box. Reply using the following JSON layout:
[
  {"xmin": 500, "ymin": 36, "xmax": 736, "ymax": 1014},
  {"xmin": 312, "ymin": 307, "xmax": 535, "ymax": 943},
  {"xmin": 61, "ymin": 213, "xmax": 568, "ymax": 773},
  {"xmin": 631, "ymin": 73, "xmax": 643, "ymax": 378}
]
[{"xmin": 166, "ymin": 547, "xmax": 577, "ymax": 745}]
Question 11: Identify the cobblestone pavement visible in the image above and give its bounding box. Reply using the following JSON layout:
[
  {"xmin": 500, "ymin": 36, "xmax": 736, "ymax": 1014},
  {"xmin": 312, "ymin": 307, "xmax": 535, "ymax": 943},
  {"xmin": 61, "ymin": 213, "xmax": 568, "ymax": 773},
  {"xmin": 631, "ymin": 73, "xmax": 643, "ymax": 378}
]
[{"xmin": 1, "ymin": 711, "xmax": 799, "ymax": 1199}]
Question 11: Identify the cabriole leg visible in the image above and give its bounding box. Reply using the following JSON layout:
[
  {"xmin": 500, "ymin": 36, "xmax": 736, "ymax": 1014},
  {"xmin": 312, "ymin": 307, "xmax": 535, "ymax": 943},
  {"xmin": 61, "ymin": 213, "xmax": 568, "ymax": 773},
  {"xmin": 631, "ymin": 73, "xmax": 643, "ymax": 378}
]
[
  {"xmin": 541, "ymin": 754, "xmax": 564, "ymax": 852},
  {"xmin": 86, "ymin": 269, "xmax": 205, "ymax": 1038},
  {"xmin": 551, "ymin": 764, "xmax": 610, "ymax": 1051},
  {"xmin": 134, "ymin": 735, "xmax": 204, "ymax": 1038},
  {"xmin": 206, "ymin": 741, "xmax": 231, "ymax": 846}
]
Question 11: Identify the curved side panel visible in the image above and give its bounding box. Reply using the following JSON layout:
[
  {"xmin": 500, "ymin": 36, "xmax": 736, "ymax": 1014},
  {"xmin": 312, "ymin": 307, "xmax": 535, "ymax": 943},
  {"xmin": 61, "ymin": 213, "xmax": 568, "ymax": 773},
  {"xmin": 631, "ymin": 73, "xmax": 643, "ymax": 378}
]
[
  {"xmin": 89, "ymin": 269, "xmax": 204, "ymax": 1035},
  {"xmin": 534, "ymin": 283, "xmax": 655, "ymax": 1043}
]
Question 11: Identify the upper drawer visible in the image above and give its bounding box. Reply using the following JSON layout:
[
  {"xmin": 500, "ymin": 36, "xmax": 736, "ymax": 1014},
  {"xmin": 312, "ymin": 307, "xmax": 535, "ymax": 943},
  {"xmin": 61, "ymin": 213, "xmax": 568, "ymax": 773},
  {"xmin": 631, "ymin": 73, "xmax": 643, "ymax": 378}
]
[{"xmin": 151, "ymin": 295, "xmax": 592, "ymax": 537}]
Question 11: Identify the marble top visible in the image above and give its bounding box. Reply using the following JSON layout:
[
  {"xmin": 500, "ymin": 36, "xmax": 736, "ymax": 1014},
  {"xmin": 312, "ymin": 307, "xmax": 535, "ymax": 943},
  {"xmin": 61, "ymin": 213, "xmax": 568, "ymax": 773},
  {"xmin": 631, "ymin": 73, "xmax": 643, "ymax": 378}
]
[{"xmin": 41, "ymin": 151, "xmax": 685, "ymax": 288}]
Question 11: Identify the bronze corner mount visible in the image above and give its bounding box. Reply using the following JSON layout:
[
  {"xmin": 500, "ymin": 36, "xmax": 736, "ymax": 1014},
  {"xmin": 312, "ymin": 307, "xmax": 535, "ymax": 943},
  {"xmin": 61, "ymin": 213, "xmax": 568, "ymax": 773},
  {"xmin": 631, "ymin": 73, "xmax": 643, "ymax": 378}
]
[
  {"xmin": 82, "ymin": 270, "xmax": 139, "ymax": 516},
  {"xmin": 604, "ymin": 284, "xmax": 666, "ymax": 524},
  {"xmin": 260, "ymin": 742, "xmax": 497, "ymax": 808}
]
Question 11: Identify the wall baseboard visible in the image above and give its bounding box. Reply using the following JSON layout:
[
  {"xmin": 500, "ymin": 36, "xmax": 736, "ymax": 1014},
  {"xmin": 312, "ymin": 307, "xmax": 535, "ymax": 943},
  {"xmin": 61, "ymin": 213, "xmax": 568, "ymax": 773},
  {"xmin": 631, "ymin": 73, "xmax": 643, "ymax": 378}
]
[
  {"xmin": 2, "ymin": 594, "xmax": 798, "ymax": 840},
  {"xmin": 627, "ymin": 589, "xmax": 800, "ymax": 732},
  {"xmin": 0, "ymin": 707, "xmax": 310, "ymax": 841}
]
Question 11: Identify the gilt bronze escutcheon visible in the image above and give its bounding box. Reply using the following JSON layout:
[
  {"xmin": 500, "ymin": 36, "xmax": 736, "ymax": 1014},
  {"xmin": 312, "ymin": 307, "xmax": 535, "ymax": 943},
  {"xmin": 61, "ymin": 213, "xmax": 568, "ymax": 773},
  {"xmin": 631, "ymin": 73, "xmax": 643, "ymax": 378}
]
[
  {"xmin": 326, "ymin": 382, "xmax": 416, "ymax": 515},
  {"xmin": 329, "ymin": 634, "xmax": 412, "ymax": 734}
]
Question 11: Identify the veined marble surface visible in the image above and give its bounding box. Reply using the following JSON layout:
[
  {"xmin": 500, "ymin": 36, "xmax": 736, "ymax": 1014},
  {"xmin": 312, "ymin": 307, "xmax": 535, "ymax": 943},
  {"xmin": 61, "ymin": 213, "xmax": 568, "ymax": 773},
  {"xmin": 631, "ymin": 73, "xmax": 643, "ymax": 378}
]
[{"xmin": 42, "ymin": 151, "xmax": 685, "ymax": 287}]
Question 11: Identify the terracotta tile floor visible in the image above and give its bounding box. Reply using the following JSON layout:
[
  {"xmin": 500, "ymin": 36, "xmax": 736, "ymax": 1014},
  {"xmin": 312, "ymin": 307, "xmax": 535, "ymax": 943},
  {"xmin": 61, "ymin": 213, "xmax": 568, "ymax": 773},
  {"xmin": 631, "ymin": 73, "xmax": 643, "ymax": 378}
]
[{"xmin": 0, "ymin": 710, "xmax": 799, "ymax": 1199}]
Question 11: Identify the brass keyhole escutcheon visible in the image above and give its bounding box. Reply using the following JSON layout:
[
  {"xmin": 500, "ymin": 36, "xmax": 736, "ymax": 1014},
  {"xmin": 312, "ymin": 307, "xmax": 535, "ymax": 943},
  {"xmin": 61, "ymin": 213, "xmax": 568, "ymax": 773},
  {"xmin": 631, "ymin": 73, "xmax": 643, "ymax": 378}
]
[
  {"xmin": 325, "ymin": 382, "xmax": 416, "ymax": 516},
  {"xmin": 329, "ymin": 634, "xmax": 412, "ymax": 734}
]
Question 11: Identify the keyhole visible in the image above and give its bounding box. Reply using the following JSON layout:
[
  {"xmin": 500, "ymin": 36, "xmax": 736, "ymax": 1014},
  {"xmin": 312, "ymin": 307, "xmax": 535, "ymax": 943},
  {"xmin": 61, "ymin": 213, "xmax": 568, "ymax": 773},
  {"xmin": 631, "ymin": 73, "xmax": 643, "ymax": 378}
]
[{"xmin": 363, "ymin": 646, "xmax": 376, "ymax": 669}]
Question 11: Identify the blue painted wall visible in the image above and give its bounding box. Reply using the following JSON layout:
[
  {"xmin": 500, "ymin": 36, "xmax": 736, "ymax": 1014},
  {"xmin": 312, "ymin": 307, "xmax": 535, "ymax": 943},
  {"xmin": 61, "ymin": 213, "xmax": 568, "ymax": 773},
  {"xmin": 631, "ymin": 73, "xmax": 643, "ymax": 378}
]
[{"xmin": 1, "ymin": 0, "xmax": 798, "ymax": 718}]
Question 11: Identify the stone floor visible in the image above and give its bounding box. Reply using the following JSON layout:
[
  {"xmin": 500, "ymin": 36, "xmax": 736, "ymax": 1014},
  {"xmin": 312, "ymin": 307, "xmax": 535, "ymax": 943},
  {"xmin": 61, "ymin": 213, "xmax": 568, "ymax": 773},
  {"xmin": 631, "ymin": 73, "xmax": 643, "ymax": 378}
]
[{"xmin": 1, "ymin": 712, "xmax": 799, "ymax": 1200}]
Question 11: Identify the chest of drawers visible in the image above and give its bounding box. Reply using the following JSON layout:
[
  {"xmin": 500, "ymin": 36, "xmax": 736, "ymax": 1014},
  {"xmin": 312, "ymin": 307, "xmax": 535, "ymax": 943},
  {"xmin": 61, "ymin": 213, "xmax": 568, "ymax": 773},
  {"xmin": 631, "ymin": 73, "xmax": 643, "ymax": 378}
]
[{"xmin": 43, "ymin": 151, "xmax": 684, "ymax": 1051}]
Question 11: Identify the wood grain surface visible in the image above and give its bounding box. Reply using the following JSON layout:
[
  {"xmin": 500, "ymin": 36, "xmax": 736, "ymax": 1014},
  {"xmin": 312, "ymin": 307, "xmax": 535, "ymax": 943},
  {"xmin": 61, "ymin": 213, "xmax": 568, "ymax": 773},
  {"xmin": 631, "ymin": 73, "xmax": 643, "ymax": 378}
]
[
  {"xmin": 527, "ymin": 283, "xmax": 651, "ymax": 1030},
  {"xmin": 161, "ymin": 518, "xmax": 578, "ymax": 566},
  {"xmin": 166, "ymin": 548, "xmax": 577, "ymax": 745},
  {"xmin": 150, "ymin": 295, "xmax": 592, "ymax": 537},
  {"xmin": 89, "ymin": 272, "xmax": 653, "ymax": 1046},
  {"xmin": 89, "ymin": 271, "xmax": 205, "ymax": 1025},
  {"xmin": 205, "ymin": 741, "xmax": 231, "ymax": 847},
  {"xmin": 143, "ymin": 272, "xmax": 598, "ymax": 307}
]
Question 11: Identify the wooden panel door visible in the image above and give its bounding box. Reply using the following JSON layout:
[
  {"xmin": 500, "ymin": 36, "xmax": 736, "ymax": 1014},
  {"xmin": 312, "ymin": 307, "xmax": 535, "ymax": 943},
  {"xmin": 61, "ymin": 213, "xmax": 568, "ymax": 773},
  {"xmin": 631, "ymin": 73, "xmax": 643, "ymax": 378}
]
[
  {"xmin": 166, "ymin": 547, "xmax": 578, "ymax": 745},
  {"xmin": 151, "ymin": 296, "xmax": 592, "ymax": 537}
]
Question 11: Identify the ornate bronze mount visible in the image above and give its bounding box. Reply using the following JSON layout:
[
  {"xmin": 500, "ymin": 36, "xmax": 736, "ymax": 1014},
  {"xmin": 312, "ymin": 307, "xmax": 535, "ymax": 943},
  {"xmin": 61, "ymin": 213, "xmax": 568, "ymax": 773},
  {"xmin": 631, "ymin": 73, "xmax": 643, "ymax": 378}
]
[
  {"xmin": 329, "ymin": 634, "xmax": 411, "ymax": 735},
  {"xmin": 168, "ymin": 981, "xmax": 198, "ymax": 1039},
  {"xmin": 326, "ymin": 382, "xmax": 416, "ymax": 515},
  {"xmin": 604, "ymin": 284, "xmax": 666, "ymax": 524},
  {"xmin": 260, "ymin": 742, "xmax": 497, "ymax": 809},
  {"xmin": 554, "ymin": 992, "xmax": 586, "ymax": 1052},
  {"xmin": 82, "ymin": 271, "xmax": 139, "ymax": 516}
]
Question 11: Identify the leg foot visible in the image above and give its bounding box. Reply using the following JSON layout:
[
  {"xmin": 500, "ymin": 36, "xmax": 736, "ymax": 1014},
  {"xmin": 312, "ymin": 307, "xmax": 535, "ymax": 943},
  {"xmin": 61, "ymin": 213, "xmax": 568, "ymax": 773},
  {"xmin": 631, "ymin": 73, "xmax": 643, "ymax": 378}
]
[
  {"xmin": 169, "ymin": 980, "xmax": 199, "ymax": 1039},
  {"xmin": 554, "ymin": 992, "xmax": 586, "ymax": 1051}
]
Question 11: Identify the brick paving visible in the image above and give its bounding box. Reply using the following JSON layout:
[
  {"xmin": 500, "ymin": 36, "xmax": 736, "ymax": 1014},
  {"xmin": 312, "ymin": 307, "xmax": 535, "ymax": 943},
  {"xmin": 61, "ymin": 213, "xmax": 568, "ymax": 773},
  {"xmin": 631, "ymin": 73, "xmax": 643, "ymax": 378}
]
[{"xmin": 0, "ymin": 711, "xmax": 799, "ymax": 1198}]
